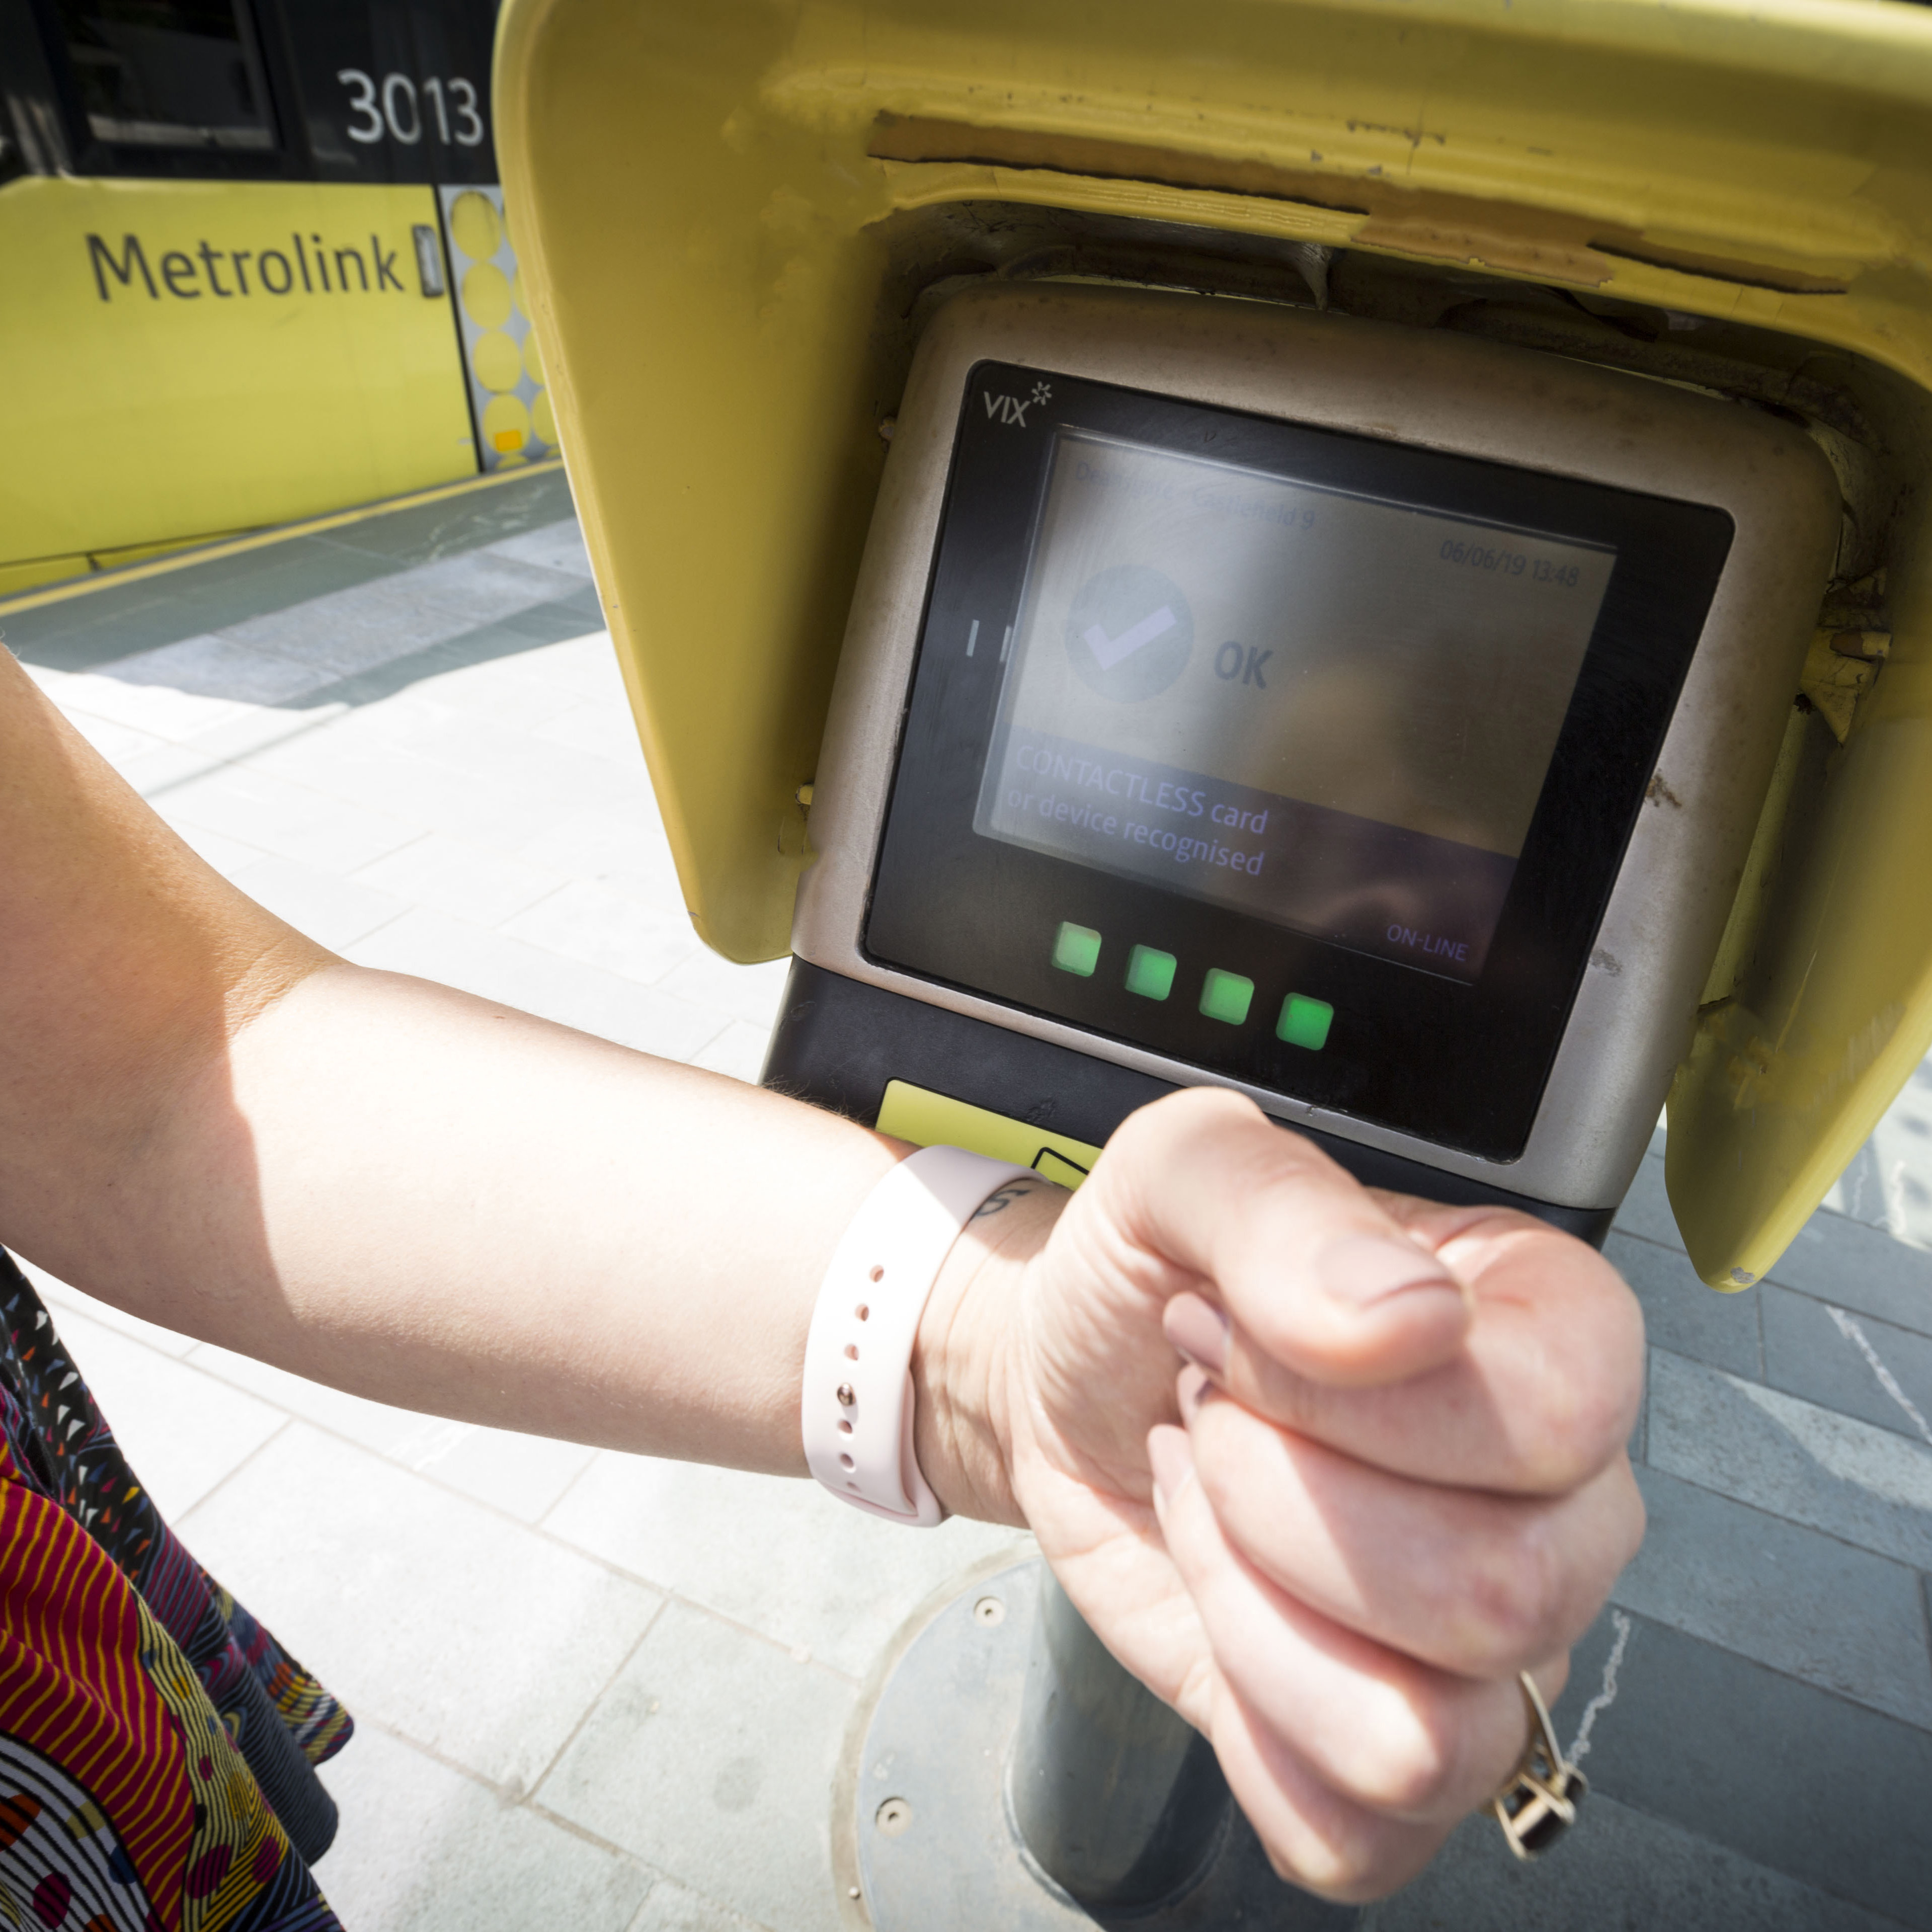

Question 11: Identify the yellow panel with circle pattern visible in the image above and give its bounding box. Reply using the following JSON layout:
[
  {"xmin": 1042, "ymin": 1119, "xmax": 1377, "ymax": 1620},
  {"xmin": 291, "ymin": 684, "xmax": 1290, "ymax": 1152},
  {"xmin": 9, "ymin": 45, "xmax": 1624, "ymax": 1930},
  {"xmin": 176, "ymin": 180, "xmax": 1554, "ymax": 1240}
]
[{"xmin": 439, "ymin": 186, "xmax": 558, "ymax": 470}]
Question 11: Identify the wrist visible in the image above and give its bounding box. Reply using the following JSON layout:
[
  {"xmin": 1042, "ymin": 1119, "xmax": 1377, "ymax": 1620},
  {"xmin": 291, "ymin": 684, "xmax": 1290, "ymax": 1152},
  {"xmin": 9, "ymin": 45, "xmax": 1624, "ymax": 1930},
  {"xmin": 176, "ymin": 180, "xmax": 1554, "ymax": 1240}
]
[{"xmin": 911, "ymin": 1174, "xmax": 1063, "ymax": 1526}]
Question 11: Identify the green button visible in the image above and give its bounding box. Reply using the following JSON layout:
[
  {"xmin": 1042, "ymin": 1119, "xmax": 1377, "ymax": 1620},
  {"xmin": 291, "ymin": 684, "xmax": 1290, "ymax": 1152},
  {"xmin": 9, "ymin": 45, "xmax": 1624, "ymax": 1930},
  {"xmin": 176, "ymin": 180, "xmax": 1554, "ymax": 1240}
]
[
  {"xmin": 1124, "ymin": 944, "xmax": 1176, "ymax": 1001},
  {"xmin": 1277, "ymin": 993, "xmax": 1334, "ymax": 1051},
  {"xmin": 1052, "ymin": 921, "xmax": 1102, "ymax": 977},
  {"xmin": 1198, "ymin": 968, "xmax": 1254, "ymax": 1025}
]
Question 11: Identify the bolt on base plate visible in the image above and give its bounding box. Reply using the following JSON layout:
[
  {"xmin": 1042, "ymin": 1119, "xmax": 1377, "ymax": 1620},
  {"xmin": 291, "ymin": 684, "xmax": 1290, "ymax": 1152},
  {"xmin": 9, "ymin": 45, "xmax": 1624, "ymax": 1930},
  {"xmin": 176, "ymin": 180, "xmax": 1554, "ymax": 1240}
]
[{"xmin": 837, "ymin": 1554, "xmax": 1356, "ymax": 1930}]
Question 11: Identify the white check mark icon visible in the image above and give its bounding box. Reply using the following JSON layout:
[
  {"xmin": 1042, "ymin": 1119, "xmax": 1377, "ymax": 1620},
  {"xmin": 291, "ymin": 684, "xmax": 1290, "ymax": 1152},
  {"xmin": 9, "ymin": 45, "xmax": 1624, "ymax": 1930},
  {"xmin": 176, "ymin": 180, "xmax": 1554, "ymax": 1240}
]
[{"xmin": 1083, "ymin": 605, "xmax": 1178, "ymax": 671}]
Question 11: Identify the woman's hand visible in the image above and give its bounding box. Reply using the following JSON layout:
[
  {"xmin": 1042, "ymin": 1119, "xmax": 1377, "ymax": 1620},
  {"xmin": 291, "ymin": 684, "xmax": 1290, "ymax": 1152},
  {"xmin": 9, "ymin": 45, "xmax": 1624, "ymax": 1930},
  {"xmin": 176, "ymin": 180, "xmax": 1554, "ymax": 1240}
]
[{"xmin": 920, "ymin": 1085, "xmax": 1645, "ymax": 1903}]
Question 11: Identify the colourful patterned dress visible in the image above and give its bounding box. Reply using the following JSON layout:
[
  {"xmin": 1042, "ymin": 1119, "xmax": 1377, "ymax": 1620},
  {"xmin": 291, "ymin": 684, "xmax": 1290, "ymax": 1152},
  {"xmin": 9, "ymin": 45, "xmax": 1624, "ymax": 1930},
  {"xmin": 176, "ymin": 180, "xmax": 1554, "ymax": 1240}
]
[{"xmin": 0, "ymin": 1249, "xmax": 351, "ymax": 1930}]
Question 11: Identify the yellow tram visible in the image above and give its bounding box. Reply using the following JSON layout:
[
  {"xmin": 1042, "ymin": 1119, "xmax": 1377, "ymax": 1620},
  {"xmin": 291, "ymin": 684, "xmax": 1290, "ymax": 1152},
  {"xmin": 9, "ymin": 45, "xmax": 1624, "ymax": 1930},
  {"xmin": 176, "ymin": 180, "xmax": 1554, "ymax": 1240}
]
[{"xmin": 0, "ymin": 0, "xmax": 552, "ymax": 596}]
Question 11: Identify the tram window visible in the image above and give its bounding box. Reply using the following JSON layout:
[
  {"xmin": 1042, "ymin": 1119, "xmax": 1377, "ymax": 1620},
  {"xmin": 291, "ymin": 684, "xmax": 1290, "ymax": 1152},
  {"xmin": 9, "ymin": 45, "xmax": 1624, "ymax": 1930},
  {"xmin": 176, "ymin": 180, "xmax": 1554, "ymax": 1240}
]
[
  {"xmin": 273, "ymin": 1, "xmax": 500, "ymax": 185},
  {"xmin": 53, "ymin": 0, "xmax": 275, "ymax": 152}
]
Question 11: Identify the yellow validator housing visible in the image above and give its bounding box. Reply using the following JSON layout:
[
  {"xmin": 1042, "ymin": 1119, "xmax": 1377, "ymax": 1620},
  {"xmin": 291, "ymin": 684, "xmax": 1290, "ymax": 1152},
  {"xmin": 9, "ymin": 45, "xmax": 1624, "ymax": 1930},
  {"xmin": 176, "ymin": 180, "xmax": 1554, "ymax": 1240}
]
[{"xmin": 496, "ymin": 0, "xmax": 1932, "ymax": 1288}]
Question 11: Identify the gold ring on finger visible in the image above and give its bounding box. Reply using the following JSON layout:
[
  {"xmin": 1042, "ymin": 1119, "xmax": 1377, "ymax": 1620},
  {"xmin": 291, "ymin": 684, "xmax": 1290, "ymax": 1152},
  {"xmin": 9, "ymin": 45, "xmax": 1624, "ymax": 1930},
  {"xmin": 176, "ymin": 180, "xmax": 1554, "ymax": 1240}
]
[{"xmin": 1490, "ymin": 1671, "xmax": 1587, "ymax": 1861}]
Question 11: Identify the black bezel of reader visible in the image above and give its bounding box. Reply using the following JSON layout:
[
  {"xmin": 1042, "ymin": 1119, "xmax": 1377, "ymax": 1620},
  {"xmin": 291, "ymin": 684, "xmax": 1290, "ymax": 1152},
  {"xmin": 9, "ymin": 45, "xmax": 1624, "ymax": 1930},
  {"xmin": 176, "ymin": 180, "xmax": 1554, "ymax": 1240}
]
[{"xmin": 862, "ymin": 361, "xmax": 1734, "ymax": 1161}]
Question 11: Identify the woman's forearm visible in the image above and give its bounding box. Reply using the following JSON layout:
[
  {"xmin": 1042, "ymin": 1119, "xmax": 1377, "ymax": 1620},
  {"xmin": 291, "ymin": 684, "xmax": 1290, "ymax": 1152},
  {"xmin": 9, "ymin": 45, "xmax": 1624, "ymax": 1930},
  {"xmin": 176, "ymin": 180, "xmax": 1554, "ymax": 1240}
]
[
  {"xmin": 39, "ymin": 958, "xmax": 909, "ymax": 1473},
  {"xmin": 0, "ymin": 655, "xmax": 1043, "ymax": 1496}
]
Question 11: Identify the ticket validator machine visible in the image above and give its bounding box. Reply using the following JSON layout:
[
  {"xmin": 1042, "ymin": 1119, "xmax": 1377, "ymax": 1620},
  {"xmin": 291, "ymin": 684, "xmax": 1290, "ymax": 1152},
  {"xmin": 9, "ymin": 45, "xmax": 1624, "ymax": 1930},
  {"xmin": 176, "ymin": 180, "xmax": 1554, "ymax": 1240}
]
[
  {"xmin": 781, "ymin": 285, "xmax": 1834, "ymax": 1235},
  {"xmin": 777, "ymin": 280, "xmax": 1834, "ymax": 1928},
  {"xmin": 497, "ymin": 1, "xmax": 1932, "ymax": 1921}
]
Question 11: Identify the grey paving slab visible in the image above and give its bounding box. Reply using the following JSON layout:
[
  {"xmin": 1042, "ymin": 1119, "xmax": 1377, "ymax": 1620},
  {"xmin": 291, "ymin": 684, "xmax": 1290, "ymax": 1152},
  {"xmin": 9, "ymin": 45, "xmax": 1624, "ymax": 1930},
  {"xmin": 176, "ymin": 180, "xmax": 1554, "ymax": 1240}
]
[
  {"xmin": 316, "ymin": 1723, "xmax": 651, "ymax": 1932},
  {"xmin": 503, "ymin": 629, "xmax": 628, "ymax": 703},
  {"xmin": 165, "ymin": 817, "xmax": 269, "ymax": 876},
  {"xmin": 1763, "ymin": 1284, "xmax": 1932, "ymax": 1446},
  {"xmin": 392, "ymin": 651, "xmax": 595, "ymax": 736},
  {"xmin": 120, "ymin": 742, "xmax": 233, "ymax": 799},
  {"xmin": 241, "ymin": 692, "xmax": 650, "ymax": 849},
  {"xmin": 690, "ymin": 1020, "xmax": 774, "ymax": 1085},
  {"xmin": 1609, "ymin": 1150, "xmax": 1681, "ymax": 1250},
  {"xmin": 540, "ymin": 1451, "xmax": 1028, "ymax": 1678},
  {"xmin": 167, "ymin": 531, "xmax": 401, "ymax": 598},
  {"xmin": 508, "ymin": 807, "xmax": 692, "ymax": 918},
  {"xmin": 1612, "ymin": 1466, "xmax": 1932, "ymax": 1724},
  {"xmin": 1828, "ymin": 1149, "xmax": 1894, "ymax": 1234},
  {"xmin": 1606, "ymin": 1230, "xmax": 1762, "ymax": 1379},
  {"xmin": 1, "ymin": 533, "xmax": 351, "ymax": 645},
  {"xmin": 350, "ymin": 831, "xmax": 566, "ymax": 928},
  {"xmin": 488, "ymin": 519, "xmax": 595, "ymax": 578},
  {"xmin": 1647, "ymin": 1347, "xmax": 1932, "ymax": 1569},
  {"xmin": 625, "ymin": 1876, "xmax": 770, "ymax": 1931},
  {"xmin": 1, "ymin": 585, "xmax": 173, "ymax": 658},
  {"xmin": 227, "ymin": 853, "xmax": 409, "ymax": 951},
  {"xmin": 656, "ymin": 950, "xmax": 793, "ymax": 1031},
  {"xmin": 2, "ymin": 537, "xmax": 404, "ymax": 670},
  {"xmin": 377, "ymin": 550, "xmax": 590, "ymax": 631},
  {"xmin": 534, "ymin": 693, "xmax": 655, "ymax": 763},
  {"xmin": 161, "ymin": 538, "xmax": 409, "ymax": 626},
  {"xmin": 213, "ymin": 553, "xmax": 581, "ymax": 680},
  {"xmin": 346, "ymin": 907, "xmax": 726, "ymax": 1060},
  {"xmin": 500, "ymin": 878, "xmax": 705, "ymax": 985},
  {"xmin": 501, "ymin": 589, "xmax": 608, "ymax": 641},
  {"xmin": 287, "ymin": 618, "xmax": 589, "ymax": 712},
  {"xmin": 1764, "ymin": 1206, "xmax": 1932, "ymax": 1340},
  {"xmin": 181, "ymin": 1424, "xmax": 666, "ymax": 1794},
  {"xmin": 26, "ymin": 660, "xmax": 255, "ymax": 740},
  {"xmin": 1824, "ymin": 1055, "xmax": 1932, "ymax": 1244},
  {"xmin": 156, "ymin": 760, "xmax": 425, "ymax": 872},
  {"xmin": 1360, "ymin": 1789, "xmax": 1912, "ymax": 1932},
  {"xmin": 186, "ymin": 1338, "xmax": 597, "ymax": 1526},
  {"xmin": 208, "ymin": 729, "xmax": 538, "ymax": 853},
  {"xmin": 176, "ymin": 699, "xmax": 352, "ymax": 765},
  {"xmin": 321, "ymin": 467, "xmax": 574, "ymax": 564},
  {"xmin": 1545, "ymin": 1605, "xmax": 1932, "ymax": 1927},
  {"xmin": 535, "ymin": 1599, "xmax": 858, "ymax": 1932},
  {"xmin": 92, "ymin": 632, "xmax": 342, "ymax": 706},
  {"xmin": 51, "ymin": 703, "xmax": 166, "ymax": 764}
]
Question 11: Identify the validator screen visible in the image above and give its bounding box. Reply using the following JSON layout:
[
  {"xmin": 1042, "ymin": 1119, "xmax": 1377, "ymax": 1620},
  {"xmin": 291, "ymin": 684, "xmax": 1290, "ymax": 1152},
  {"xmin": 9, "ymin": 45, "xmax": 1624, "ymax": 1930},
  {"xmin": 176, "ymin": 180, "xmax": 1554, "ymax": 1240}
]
[{"xmin": 973, "ymin": 431, "xmax": 1618, "ymax": 982}]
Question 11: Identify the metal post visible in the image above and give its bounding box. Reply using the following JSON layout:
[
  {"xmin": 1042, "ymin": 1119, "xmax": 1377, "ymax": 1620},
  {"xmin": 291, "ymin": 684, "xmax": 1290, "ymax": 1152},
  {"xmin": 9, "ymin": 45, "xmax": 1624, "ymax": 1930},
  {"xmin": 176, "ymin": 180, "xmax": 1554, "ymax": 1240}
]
[
  {"xmin": 845, "ymin": 1556, "xmax": 1352, "ymax": 1928},
  {"xmin": 1007, "ymin": 1569, "xmax": 1232, "ymax": 1910}
]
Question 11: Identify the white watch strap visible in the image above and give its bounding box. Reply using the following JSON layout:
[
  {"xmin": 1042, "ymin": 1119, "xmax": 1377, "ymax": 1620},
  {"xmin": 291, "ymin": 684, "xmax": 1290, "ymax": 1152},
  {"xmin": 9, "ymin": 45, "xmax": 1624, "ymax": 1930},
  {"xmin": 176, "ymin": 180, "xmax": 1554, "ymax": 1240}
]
[{"xmin": 802, "ymin": 1146, "xmax": 1031, "ymax": 1526}]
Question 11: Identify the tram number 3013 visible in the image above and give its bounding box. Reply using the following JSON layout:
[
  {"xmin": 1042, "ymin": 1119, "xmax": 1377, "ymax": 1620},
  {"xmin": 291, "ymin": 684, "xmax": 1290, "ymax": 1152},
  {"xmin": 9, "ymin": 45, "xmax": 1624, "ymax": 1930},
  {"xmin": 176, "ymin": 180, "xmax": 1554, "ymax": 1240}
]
[{"xmin": 337, "ymin": 69, "xmax": 487, "ymax": 148}]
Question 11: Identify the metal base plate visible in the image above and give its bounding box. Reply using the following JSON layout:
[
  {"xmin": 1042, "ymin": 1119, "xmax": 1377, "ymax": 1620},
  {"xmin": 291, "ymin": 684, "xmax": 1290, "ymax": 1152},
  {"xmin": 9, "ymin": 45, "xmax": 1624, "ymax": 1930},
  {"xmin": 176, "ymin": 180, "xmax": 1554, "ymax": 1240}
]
[{"xmin": 839, "ymin": 1555, "xmax": 1356, "ymax": 1930}]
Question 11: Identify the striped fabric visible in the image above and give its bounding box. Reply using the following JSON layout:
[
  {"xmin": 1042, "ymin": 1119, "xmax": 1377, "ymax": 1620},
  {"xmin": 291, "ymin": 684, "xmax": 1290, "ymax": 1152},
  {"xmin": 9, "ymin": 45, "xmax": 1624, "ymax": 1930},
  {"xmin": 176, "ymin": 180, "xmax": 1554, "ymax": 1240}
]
[{"xmin": 0, "ymin": 1252, "xmax": 347, "ymax": 1931}]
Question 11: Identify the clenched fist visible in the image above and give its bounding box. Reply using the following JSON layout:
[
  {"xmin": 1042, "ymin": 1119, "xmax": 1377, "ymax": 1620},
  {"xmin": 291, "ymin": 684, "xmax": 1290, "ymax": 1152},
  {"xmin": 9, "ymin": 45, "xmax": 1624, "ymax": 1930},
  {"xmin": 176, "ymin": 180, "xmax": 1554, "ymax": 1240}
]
[{"xmin": 916, "ymin": 1086, "xmax": 1646, "ymax": 1902}]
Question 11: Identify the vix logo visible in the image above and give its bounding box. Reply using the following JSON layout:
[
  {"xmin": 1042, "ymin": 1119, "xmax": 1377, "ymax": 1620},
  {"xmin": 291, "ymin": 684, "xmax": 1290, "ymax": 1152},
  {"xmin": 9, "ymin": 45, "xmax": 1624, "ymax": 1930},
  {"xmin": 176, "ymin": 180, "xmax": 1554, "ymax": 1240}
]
[{"xmin": 984, "ymin": 380, "xmax": 1051, "ymax": 427}]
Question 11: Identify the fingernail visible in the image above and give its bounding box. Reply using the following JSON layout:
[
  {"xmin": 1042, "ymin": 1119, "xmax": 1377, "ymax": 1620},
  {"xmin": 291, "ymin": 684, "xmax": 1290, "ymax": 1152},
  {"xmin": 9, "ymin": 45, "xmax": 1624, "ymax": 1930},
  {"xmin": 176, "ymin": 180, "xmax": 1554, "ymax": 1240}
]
[
  {"xmin": 1147, "ymin": 1424, "xmax": 1195, "ymax": 1519},
  {"xmin": 1315, "ymin": 1233, "xmax": 1463, "ymax": 1308},
  {"xmin": 1164, "ymin": 1293, "xmax": 1230, "ymax": 1377}
]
